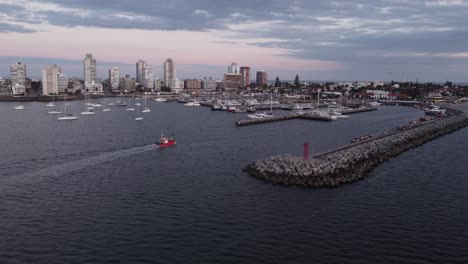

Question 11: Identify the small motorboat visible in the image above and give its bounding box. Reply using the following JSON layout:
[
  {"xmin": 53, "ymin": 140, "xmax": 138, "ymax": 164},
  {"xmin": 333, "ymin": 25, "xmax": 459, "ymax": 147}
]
[
  {"xmin": 155, "ymin": 131, "xmax": 176, "ymax": 148},
  {"xmin": 13, "ymin": 105, "xmax": 25, "ymax": 110}
]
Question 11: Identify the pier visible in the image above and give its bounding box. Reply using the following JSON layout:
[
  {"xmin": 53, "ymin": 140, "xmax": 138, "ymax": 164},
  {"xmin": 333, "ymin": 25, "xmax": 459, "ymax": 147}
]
[
  {"xmin": 244, "ymin": 108, "xmax": 468, "ymax": 188},
  {"xmin": 235, "ymin": 106, "xmax": 377, "ymax": 127}
]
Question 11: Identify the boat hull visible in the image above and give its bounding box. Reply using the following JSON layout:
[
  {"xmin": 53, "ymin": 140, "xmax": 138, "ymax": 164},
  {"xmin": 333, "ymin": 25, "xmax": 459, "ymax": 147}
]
[{"xmin": 157, "ymin": 140, "xmax": 176, "ymax": 148}]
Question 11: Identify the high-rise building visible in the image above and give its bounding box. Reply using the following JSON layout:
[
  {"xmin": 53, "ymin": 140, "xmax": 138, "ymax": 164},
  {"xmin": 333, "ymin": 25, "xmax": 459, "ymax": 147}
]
[
  {"xmin": 136, "ymin": 60, "xmax": 147, "ymax": 85},
  {"xmin": 42, "ymin": 65, "xmax": 61, "ymax": 95},
  {"xmin": 144, "ymin": 65, "xmax": 154, "ymax": 89},
  {"xmin": 109, "ymin": 67, "xmax": 120, "ymax": 91},
  {"xmin": 240, "ymin": 66, "xmax": 250, "ymax": 88},
  {"xmin": 83, "ymin": 53, "xmax": 97, "ymax": 84},
  {"xmin": 256, "ymin": 70, "xmax": 268, "ymax": 86},
  {"xmin": 10, "ymin": 62, "xmax": 27, "ymax": 90},
  {"xmin": 57, "ymin": 73, "xmax": 69, "ymax": 93},
  {"xmin": 228, "ymin": 63, "xmax": 239, "ymax": 74},
  {"xmin": 163, "ymin": 58, "xmax": 176, "ymax": 88}
]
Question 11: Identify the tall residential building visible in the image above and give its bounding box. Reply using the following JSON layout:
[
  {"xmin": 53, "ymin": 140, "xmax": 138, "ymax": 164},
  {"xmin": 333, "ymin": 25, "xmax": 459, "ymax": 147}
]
[
  {"xmin": 228, "ymin": 63, "xmax": 239, "ymax": 74},
  {"xmin": 136, "ymin": 60, "xmax": 147, "ymax": 85},
  {"xmin": 42, "ymin": 65, "xmax": 61, "ymax": 95},
  {"xmin": 184, "ymin": 79, "xmax": 202, "ymax": 94},
  {"xmin": 120, "ymin": 75, "xmax": 136, "ymax": 92},
  {"xmin": 223, "ymin": 73, "xmax": 242, "ymax": 92},
  {"xmin": 163, "ymin": 58, "xmax": 176, "ymax": 88},
  {"xmin": 256, "ymin": 70, "xmax": 268, "ymax": 86},
  {"xmin": 57, "ymin": 73, "xmax": 69, "ymax": 93},
  {"xmin": 240, "ymin": 66, "xmax": 250, "ymax": 87},
  {"xmin": 144, "ymin": 65, "xmax": 155, "ymax": 89},
  {"xmin": 10, "ymin": 62, "xmax": 27, "ymax": 89},
  {"xmin": 109, "ymin": 67, "xmax": 120, "ymax": 91},
  {"xmin": 83, "ymin": 53, "xmax": 97, "ymax": 84}
]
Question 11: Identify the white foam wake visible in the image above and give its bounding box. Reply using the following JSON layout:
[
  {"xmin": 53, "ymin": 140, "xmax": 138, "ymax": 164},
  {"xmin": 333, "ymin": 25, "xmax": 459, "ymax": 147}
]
[{"xmin": 2, "ymin": 145, "xmax": 157, "ymax": 191}]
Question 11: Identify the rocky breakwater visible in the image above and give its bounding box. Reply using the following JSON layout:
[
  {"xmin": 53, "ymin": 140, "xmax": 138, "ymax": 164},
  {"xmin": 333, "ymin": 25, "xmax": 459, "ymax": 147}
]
[{"xmin": 244, "ymin": 114, "xmax": 468, "ymax": 187}]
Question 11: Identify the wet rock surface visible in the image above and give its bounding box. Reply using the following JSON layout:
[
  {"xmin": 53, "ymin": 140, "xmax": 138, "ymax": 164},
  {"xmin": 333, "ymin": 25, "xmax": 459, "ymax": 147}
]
[{"xmin": 245, "ymin": 112, "xmax": 468, "ymax": 188}]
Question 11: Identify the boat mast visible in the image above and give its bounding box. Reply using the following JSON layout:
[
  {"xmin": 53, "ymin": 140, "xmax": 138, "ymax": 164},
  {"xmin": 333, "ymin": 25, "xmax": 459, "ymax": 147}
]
[{"xmin": 270, "ymin": 88, "xmax": 273, "ymax": 114}]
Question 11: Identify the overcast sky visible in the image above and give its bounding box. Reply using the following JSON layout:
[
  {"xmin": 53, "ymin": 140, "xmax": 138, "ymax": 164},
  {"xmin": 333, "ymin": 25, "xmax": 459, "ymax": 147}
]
[{"xmin": 1, "ymin": 0, "xmax": 467, "ymax": 81}]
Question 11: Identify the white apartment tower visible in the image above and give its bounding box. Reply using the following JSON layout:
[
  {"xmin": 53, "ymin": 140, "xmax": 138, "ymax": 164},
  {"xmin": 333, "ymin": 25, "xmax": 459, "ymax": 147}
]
[
  {"xmin": 144, "ymin": 65, "xmax": 155, "ymax": 89},
  {"xmin": 228, "ymin": 63, "xmax": 239, "ymax": 74},
  {"xmin": 42, "ymin": 65, "xmax": 61, "ymax": 95},
  {"xmin": 109, "ymin": 67, "xmax": 120, "ymax": 91},
  {"xmin": 83, "ymin": 53, "xmax": 96, "ymax": 84},
  {"xmin": 163, "ymin": 58, "xmax": 176, "ymax": 88},
  {"xmin": 10, "ymin": 62, "xmax": 27, "ymax": 87}
]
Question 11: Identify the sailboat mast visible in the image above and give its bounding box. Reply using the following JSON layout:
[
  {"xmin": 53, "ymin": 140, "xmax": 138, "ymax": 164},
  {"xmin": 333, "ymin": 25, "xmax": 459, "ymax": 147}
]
[{"xmin": 270, "ymin": 89, "xmax": 273, "ymax": 114}]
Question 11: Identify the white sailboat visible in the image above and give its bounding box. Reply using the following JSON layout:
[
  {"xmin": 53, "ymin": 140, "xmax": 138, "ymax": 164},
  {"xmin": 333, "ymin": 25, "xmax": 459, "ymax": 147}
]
[
  {"xmin": 13, "ymin": 105, "xmax": 25, "ymax": 110},
  {"xmin": 142, "ymin": 96, "xmax": 151, "ymax": 113},
  {"xmin": 135, "ymin": 104, "xmax": 144, "ymax": 121},
  {"xmin": 102, "ymin": 95, "xmax": 111, "ymax": 112},
  {"xmin": 45, "ymin": 96, "xmax": 55, "ymax": 107},
  {"xmin": 81, "ymin": 94, "xmax": 95, "ymax": 115},
  {"xmin": 58, "ymin": 96, "xmax": 78, "ymax": 120},
  {"xmin": 126, "ymin": 97, "xmax": 135, "ymax": 111}
]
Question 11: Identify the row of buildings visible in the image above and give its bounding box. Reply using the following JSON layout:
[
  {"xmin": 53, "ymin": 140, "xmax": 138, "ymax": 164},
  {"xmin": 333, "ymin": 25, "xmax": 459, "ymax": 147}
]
[{"xmin": 1, "ymin": 55, "xmax": 270, "ymax": 96}]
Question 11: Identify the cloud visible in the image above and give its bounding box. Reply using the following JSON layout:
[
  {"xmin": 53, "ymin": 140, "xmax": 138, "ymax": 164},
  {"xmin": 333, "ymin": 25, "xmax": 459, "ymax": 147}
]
[
  {"xmin": 1, "ymin": 0, "xmax": 468, "ymax": 81},
  {"xmin": 0, "ymin": 22, "xmax": 35, "ymax": 33}
]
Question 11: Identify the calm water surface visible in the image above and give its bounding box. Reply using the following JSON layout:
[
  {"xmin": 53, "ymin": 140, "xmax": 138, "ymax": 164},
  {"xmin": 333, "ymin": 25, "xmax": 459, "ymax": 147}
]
[{"xmin": 0, "ymin": 100, "xmax": 467, "ymax": 263}]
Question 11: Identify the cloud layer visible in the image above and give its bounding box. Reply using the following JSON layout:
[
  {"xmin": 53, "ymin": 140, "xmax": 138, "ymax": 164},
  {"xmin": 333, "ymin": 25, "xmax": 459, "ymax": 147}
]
[{"xmin": 1, "ymin": 0, "xmax": 468, "ymax": 81}]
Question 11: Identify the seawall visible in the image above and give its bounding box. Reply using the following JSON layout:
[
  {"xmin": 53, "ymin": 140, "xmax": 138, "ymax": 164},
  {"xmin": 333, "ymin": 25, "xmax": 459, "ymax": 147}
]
[{"xmin": 244, "ymin": 113, "xmax": 468, "ymax": 188}]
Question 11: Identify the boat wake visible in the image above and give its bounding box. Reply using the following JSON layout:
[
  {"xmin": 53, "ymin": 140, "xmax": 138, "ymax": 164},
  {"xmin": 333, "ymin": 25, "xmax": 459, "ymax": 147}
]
[{"xmin": 2, "ymin": 145, "xmax": 158, "ymax": 192}]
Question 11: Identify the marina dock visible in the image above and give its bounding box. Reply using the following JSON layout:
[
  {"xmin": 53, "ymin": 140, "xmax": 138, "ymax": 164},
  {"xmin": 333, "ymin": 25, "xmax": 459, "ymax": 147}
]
[{"xmin": 235, "ymin": 106, "xmax": 377, "ymax": 126}]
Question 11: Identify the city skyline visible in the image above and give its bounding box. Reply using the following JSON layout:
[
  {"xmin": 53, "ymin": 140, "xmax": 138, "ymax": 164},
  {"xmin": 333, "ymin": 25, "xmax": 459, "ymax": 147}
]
[{"xmin": 0, "ymin": 0, "xmax": 468, "ymax": 81}]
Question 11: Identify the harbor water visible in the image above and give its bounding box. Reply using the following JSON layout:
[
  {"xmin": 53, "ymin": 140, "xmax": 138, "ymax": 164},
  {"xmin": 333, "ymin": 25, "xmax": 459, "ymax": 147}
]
[{"xmin": 0, "ymin": 100, "xmax": 467, "ymax": 263}]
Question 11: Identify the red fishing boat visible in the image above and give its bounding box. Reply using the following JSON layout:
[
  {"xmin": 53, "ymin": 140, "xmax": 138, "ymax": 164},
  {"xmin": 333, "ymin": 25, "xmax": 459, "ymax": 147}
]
[{"xmin": 156, "ymin": 130, "xmax": 176, "ymax": 147}]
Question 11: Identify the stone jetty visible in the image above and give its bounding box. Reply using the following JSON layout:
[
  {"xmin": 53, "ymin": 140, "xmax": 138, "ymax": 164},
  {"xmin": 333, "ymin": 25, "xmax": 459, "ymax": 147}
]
[{"xmin": 244, "ymin": 112, "xmax": 468, "ymax": 188}]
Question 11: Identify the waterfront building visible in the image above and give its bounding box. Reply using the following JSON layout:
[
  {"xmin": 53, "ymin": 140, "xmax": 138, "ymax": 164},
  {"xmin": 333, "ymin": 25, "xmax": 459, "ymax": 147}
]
[
  {"xmin": 367, "ymin": 89, "xmax": 389, "ymax": 99},
  {"xmin": 136, "ymin": 60, "xmax": 147, "ymax": 85},
  {"xmin": 42, "ymin": 65, "xmax": 61, "ymax": 95},
  {"xmin": 240, "ymin": 66, "xmax": 250, "ymax": 88},
  {"xmin": 109, "ymin": 67, "xmax": 120, "ymax": 91},
  {"xmin": 256, "ymin": 70, "xmax": 268, "ymax": 86},
  {"xmin": 223, "ymin": 73, "xmax": 242, "ymax": 92},
  {"xmin": 120, "ymin": 75, "xmax": 136, "ymax": 92},
  {"xmin": 154, "ymin": 79, "xmax": 162, "ymax": 92},
  {"xmin": 83, "ymin": 53, "xmax": 97, "ymax": 85},
  {"xmin": 163, "ymin": 58, "xmax": 176, "ymax": 88},
  {"xmin": 228, "ymin": 63, "xmax": 240, "ymax": 74},
  {"xmin": 202, "ymin": 77, "xmax": 217, "ymax": 91},
  {"xmin": 144, "ymin": 65, "xmax": 155, "ymax": 90},
  {"xmin": 85, "ymin": 81, "xmax": 103, "ymax": 93},
  {"xmin": 0, "ymin": 77, "xmax": 11, "ymax": 96},
  {"xmin": 10, "ymin": 62, "xmax": 28, "ymax": 94},
  {"xmin": 11, "ymin": 83, "xmax": 26, "ymax": 96},
  {"xmin": 72, "ymin": 80, "xmax": 83, "ymax": 93},
  {"xmin": 184, "ymin": 79, "xmax": 202, "ymax": 94},
  {"xmin": 168, "ymin": 79, "xmax": 184, "ymax": 93},
  {"xmin": 57, "ymin": 73, "xmax": 69, "ymax": 93}
]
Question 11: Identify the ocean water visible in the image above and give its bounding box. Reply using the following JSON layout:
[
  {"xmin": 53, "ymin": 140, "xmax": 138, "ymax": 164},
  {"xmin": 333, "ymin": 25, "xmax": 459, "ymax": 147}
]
[{"xmin": 0, "ymin": 100, "xmax": 467, "ymax": 263}]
